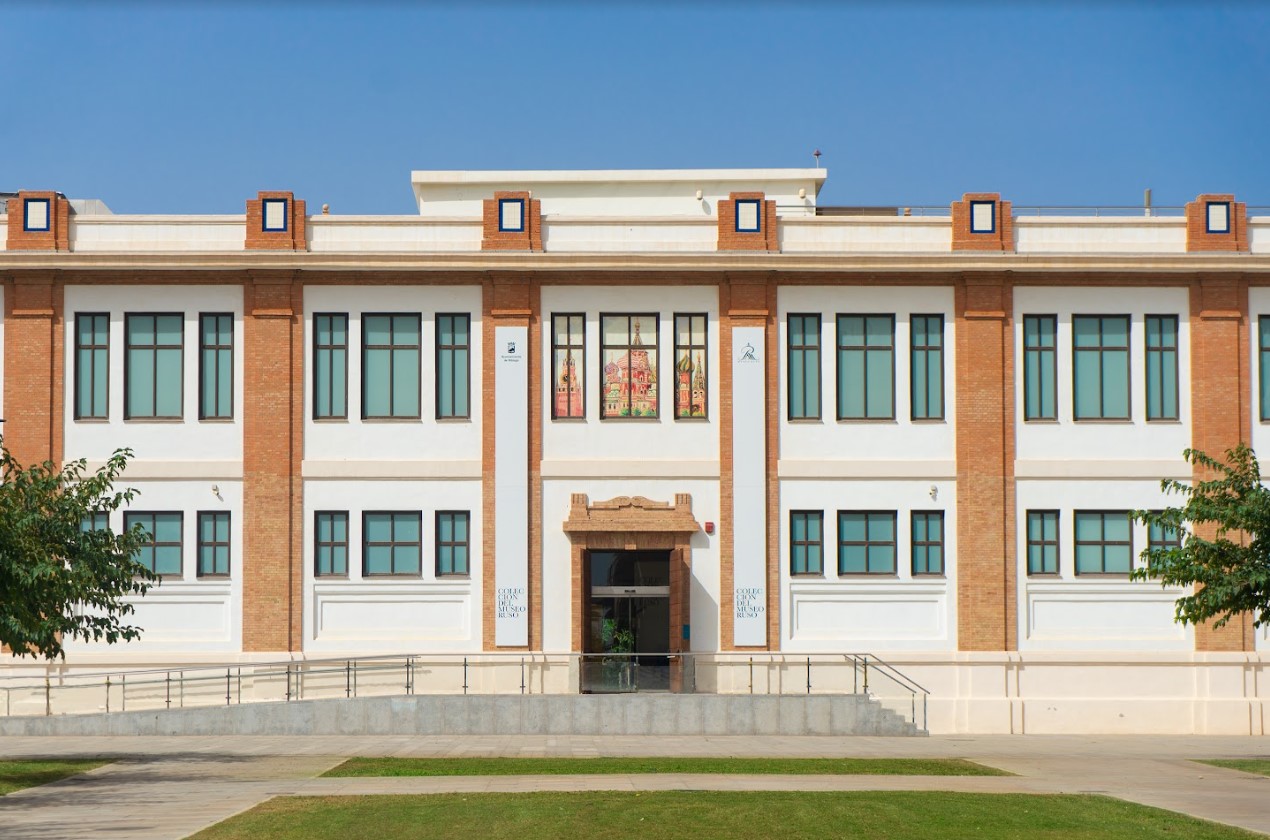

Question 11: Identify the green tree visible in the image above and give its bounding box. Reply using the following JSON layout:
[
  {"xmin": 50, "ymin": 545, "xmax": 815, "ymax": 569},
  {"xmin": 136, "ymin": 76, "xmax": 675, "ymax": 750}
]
[
  {"xmin": 1134, "ymin": 444, "xmax": 1270, "ymax": 630},
  {"xmin": 0, "ymin": 444, "xmax": 156, "ymax": 659}
]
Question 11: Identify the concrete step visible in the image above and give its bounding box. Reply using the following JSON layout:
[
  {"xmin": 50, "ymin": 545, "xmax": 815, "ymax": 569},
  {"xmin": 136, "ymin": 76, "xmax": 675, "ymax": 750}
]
[{"xmin": 0, "ymin": 693, "xmax": 925, "ymax": 737}]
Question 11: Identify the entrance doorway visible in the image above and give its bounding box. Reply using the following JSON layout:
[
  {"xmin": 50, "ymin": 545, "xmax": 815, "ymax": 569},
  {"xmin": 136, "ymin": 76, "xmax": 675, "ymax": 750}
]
[{"xmin": 583, "ymin": 550, "xmax": 671, "ymax": 692}]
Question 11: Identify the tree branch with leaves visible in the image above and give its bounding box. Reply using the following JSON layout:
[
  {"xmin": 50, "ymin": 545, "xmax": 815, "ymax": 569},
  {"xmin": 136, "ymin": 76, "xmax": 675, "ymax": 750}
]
[
  {"xmin": 0, "ymin": 445, "xmax": 156, "ymax": 659},
  {"xmin": 1134, "ymin": 444, "xmax": 1270, "ymax": 630}
]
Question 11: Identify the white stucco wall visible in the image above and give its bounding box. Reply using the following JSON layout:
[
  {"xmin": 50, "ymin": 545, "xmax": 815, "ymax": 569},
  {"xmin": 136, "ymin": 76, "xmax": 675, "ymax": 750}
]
[
  {"xmin": 302, "ymin": 479, "xmax": 482, "ymax": 653},
  {"xmin": 62, "ymin": 285, "xmax": 245, "ymax": 465},
  {"xmin": 303, "ymin": 285, "xmax": 483, "ymax": 463},
  {"xmin": 779, "ymin": 479, "xmax": 957, "ymax": 653}
]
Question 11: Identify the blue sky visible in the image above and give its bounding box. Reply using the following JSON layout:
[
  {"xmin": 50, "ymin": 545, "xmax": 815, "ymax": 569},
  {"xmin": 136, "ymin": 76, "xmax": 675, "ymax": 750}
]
[{"xmin": 3, "ymin": 2, "xmax": 1267, "ymax": 214}]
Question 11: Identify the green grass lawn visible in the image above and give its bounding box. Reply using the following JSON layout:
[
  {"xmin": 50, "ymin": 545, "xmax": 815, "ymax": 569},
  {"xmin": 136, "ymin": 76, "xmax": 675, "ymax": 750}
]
[
  {"xmin": 1196, "ymin": 759, "xmax": 1270, "ymax": 777},
  {"xmin": 190, "ymin": 791, "xmax": 1261, "ymax": 840},
  {"xmin": 0, "ymin": 759, "xmax": 109, "ymax": 795},
  {"xmin": 325, "ymin": 756, "xmax": 1006, "ymax": 777}
]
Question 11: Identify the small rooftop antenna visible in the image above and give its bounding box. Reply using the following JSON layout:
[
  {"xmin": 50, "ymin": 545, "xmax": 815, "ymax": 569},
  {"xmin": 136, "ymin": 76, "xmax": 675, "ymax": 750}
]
[{"xmin": 813, "ymin": 149, "xmax": 822, "ymax": 169}]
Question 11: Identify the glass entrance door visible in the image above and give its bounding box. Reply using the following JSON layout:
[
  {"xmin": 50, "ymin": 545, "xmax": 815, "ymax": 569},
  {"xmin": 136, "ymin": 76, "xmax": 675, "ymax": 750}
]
[{"xmin": 584, "ymin": 550, "xmax": 671, "ymax": 692}]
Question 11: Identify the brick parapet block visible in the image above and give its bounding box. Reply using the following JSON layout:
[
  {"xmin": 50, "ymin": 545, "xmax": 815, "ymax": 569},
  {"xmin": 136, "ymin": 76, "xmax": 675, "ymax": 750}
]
[
  {"xmin": 1185, "ymin": 194, "xmax": 1248, "ymax": 252},
  {"xmin": 245, "ymin": 191, "xmax": 307, "ymax": 251},
  {"xmin": 717, "ymin": 192, "xmax": 778, "ymax": 252},
  {"xmin": 951, "ymin": 193, "xmax": 1014, "ymax": 252},
  {"xmin": 6, "ymin": 192, "xmax": 71, "ymax": 252},
  {"xmin": 482, "ymin": 192, "xmax": 542, "ymax": 251}
]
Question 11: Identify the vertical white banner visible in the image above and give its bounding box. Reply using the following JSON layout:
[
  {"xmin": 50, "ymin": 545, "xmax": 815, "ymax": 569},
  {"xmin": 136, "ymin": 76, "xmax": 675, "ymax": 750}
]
[
  {"xmin": 494, "ymin": 325, "xmax": 529, "ymax": 646},
  {"xmin": 732, "ymin": 326, "xmax": 767, "ymax": 646}
]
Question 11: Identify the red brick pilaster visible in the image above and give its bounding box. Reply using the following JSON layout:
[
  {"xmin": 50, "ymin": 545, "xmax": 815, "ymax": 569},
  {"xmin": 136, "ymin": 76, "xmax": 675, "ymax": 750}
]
[
  {"xmin": 245, "ymin": 191, "xmax": 307, "ymax": 251},
  {"xmin": 242, "ymin": 273, "xmax": 304, "ymax": 652},
  {"xmin": 717, "ymin": 193, "xmax": 778, "ymax": 251},
  {"xmin": 482, "ymin": 192, "xmax": 542, "ymax": 251},
  {"xmin": 951, "ymin": 193, "xmax": 1014, "ymax": 252},
  {"xmin": 1190, "ymin": 275, "xmax": 1255, "ymax": 651},
  {"xmin": 2, "ymin": 272, "xmax": 64, "ymax": 469},
  {"xmin": 1185, "ymin": 195, "xmax": 1248, "ymax": 252},
  {"xmin": 6, "ymin": 192, "xmax": 71, "ymax": 252},
  {"xmin": 955, "ymin": 273, "xmax": 1016, "ymax": 650}
]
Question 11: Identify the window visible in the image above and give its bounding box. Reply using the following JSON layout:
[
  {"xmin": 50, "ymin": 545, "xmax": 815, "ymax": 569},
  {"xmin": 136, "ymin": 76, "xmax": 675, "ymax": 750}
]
[
  {"xmin": 1260, "ymin": 317, "xmax": 1270, "ymax": 422},
  {"xmin": 911, "ymin": 512, "xmax": 944, "ymax": 575},
  {"xmin": 552, "ymin": 314, "xmax": 585, "ymax": 419},
  {"xmin": 262, "ymin": 198, "xmax": 288, "ymax": 232},
  {"xmin": 314, "ymin": 512, "xmax": 349, "ymax": 577},
  {"xmin": 1023, "ymin": 315, "xmax": 1057, "ymax": 420},
  {"xmin": 24, "ymin": 198, "xmax": 50, "ymax": 232},
  {"xmin": 81, "ymin": 512, "xmax": 108, "ymax": 532},
  {"xmin": 75, "ymin": 313, "xmax": 109, "ymax": 420},
  {"xmin": 1073, "ymin": 315, "xmax": 1130, "ymax": 420},
  {"xmin": 1206, "ymin": 201, "xmax": 1231, "ymax": 234},
  {"xmin": 838, "ymin": 511, "xmax": 896, "ymax": 575},
  {"xmin": 436, "ymin": 314, "xmax": 470, "ymax": 419},
  {"xmin": 498, "ymin": 198, "xmax": 524, "ymax": 232},
  {"xmin": 600, "ymin": 314, "xmax": 658, "ymax": 418},
  {"xmin": 1144, "ymin": 315, "xmax": 1178, "ymax": 421},
  {"xmin": 125, "ymin": 512, "xmax": 182, "ymax": 577},
  {"xmin": 1147, "ymin": 517, "xmax": 1182, "ymax": 553},
  {"xmin": 787, "ymin": 314, "xmax": 821, "ymax": 420},
  {"xmin": 910, "ymin": 315, "xmax": 944, "ymax": 421},
  {"xmin": 436, "ymin": 511, "xmax": 470, "ymax": 576},
  {"xmin": 735, "ymin": 199, "xmax": 761, "ymax": 233},
  {"xmin": 1026, "ymin": 510, "xmax": 1059, "ymax": 575},
  {"xmin": 199, "ymin": 313, "xmax": 233, "ymax": 420},
  {"xmin": 125, "ymin": 314, "xmax": 183, "ymax": 419},
  {"xmin": 196, "ymin": 512, "xmax": 230, "ymax": 577},
  {"xmin": 837, "ymin": 315, "xmax": 894, "ymax": 420},
  {"xmin": 789, "ymin": 511, "xmax": 823, "ymax": 576},
  {"xmin": 314, "ymin": 313, "xmax": 348, "ymax": 420},
  {"xmin": 362, "ymin": 314, "xmax": 421, "ymax": 419},
  {"xmin": 970, "ymin": 200, "xmax": 996, "ymax": 233},
  {"xmin": 363, "ymin": 512, "xmax": 421, "ymax": 576},
  {"xmin": 673, "ymin": 313, "xmax": 708, "ymax": 419},
  {"xmin": 1074, "ymin": 511, "xmax": 1132, "ymax": 575}
]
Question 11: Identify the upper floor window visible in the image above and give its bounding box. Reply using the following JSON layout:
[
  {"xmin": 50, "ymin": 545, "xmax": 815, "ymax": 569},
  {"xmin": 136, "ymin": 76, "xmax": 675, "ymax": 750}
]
[
  {"xmin": 969, "ymin": 200, "xmax": 996, "ymax": 234},
  {"xmin": 735, "ymin": 199, "xmax": 762, "ymax": 233},
  {"xmin": 1259, "ymin": 317, "xmax": 1270, "ymax": 422},
  {"xmin": 196, "ymin": 511, "xmax": 231, "ymax": 577},
  {"xmin": 552, "ymin": 314, "xmax": 586, "ymax": 419},
  {"xmin": 363, "ymin": 511, "xmax": 421, "ymax": 576},
  {"xmin": 436, "ymin": 314, "xmax": 471, "ymax": 419},
  {"xmin": 1205, "ymin": 201, "xmax": 1231, "ymax": 234},
  {"xmin": 315, "ymin": 511, "xmax": 349, "ymax": 577},
  {"xmin": 81, "ymin": 511, "xmax": 108, "ymax": 532},
  {"xmin": 1147, "ymin": 516, "xmax": 1182, "ymax": 554},
  {"xmin": 838, "ymin": 511, "xmax": 896, "ymax": 575},
  {"xmin": 789, "ymin": 511, "xmax": 823, "ymax": 576},
  {"xmin": 362, "ymin": 314, "xmax": 420, "ymax": 420},
  {"xmin": 262, "ymin": 198, "xmax": 288, "ymax": 232},
  {"xmin": 1144, "ymin": 315, "xmax": 1178, "ymax": 421},
  {"xmin": 125, "ymin": 314, "xmax": 183, "ymax": 420},
  {"xmin": 1023, "ymin": 315, "xmax": 1057, "ymax": 420},
  {"xmin": 1072, "ymin": 315, "xmax": 1130, "ymax": 420},
  {"xmin": 436, "ymin": 511, "xmax": 470, "ymax": 576},
  {"xmin": 125, "ymin": 511, "xmax": 183, "ymax": 577},
  {"xmin": 75, "ymin": 313, "xmax": 109, "ymax": 420},
  {"xmin": 23, "ymin": 197, "xmax": 50, "ymax": 232},
  {"xmin": 911, "ymin": 511, "xmax": 944, "ymax": 576},
  {"xmin": 1074, "ymin": 511, "xmax": 1132, "ymax": 575},
  {"xmin": 601, "ymin": 314, "xmax": 658, "ymax": 419},
  {"xmin": 199, "ymin": 313, "xmax": 233, "ymax": 420},
  {"xmin": 1026, "ymin": 510, "xmax": 1058, "ymax": 575},
  {"xmin": 673, "ymin": 314, "xmax": 708, "ymax": 419},
  {"xmin": 837, "ymin": 315, "xmax": 894, "ymax": 420},
  {"xmin": 910, "ymin": 315, "xmax": 944, "ymax": 421},
  {"xmin": 314, "ymin": 313, "xmax": 349, "ymax": 420},
  {"xmin": 498, "ymin": 198, "xmax": 525, "ymax": 232},
  {"xmin": 787, "ymin": 314, "xmax": 821, "ymax": 420}
]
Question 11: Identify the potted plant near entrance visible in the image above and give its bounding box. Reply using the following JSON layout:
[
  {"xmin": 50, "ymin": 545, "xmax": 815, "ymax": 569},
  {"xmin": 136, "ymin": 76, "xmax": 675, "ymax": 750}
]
[{"xmin": 601, "ymin": 619, "xmax": 636, "ymax": 691}]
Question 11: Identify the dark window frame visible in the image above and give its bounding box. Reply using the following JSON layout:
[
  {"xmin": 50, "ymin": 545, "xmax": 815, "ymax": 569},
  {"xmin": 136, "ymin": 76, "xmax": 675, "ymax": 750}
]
[
  {"xmin": 551, "ymin": 313, "xmax": 586, "ymax": 420},
  {"xmin": 789, "ymin": 510, "xmax": 824, "ymax": 576},
  {"xmin": 196, "ymin": 511, "xmax": 231, "ymax": 578},
  {"xmin": 1074, "ymin": 510, "xmax": 1133, "ymax": 576},
  {"xmin": 910, "ymin": 314, "xmax": 945, "ymax": 421},
  {"xmin": 362, "ymin": 511, "xmax": 423, "ymax": 577},
  {"xmin": 435, "ymin": 511, "xmax": 471, "ymax": 577},
  {"xmin": 360, "ymin": 312, "xmax": 422, "ymax": 420},
  {"xmin": 911, "ymin": 510, "xmax": 945, "ymax": 576},
  {"xmin": 837, "ymin": 510, "xmax": 898, "ymax": 576},
  {"xmin": 74, "ymin": 312, "xmax": 110, "ymax": 421},
  {"xmin": 314, "ymin": 511, "xmax": 350, "ymax": 578},
  {"xmin": 1072, "ymin": 314, "xmax": 1131, "ymax": 421},
  {"xmin": 198, "ymin": 312, "xmax": 234, "ymax": 420},
  {"xmin": 1144, "ymin": 314, "xmax": 1179, "ymax": 421},
  {"xmin": 673, "ymin": 312, "xmax": 709, "ymax": 420},
  {"xmin": 124, "ymin": 511, "xmax": 183, "ymax": 578},
  {"xmin": 599, "ymin": 312, "xmax": 660, "ymax": 420},
  {"xmin": 124, "ymin": 312, "xmax": 184, "ymax": 420},
  {"xmin": 313, "ymin": 312, "xmax": 349, "ymax": 421},
  {"xmin": 435, "ymin": 313, "xmax": 472, "ymax": 420},
  {"xmin": 1023, "ymin": 314, "xmax": 1058, "ymax": 421},
  {"xmin": 787, "ymin": 313, "xmax": 822, "ymax": 420},
  {"xmin": 1026, "ymin": 510, "xmax": 1060, "ymax": 576},
  {"xmin": 836, "ymin": 314, "xmax": 896, "ymax": 421}
]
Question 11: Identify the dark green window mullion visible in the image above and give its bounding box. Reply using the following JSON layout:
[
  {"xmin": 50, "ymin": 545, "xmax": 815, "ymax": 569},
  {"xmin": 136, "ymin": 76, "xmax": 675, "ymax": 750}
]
[
  {"xmin": 910, "ymin": 315, "xmax": 944, "ymax": 421},
  {"xmin": 314, "ymin": 313, "xmax": 349, "ymax": 420},
  {"xmin": 787, "ymin": 314, "xmax": 820, "ymax": 420},
  {"xmin": 673, "ymin": 313, "xmax": 708, "ymax": 419},
  {"xmin": 1073, "ymin": 316, "xmax": 1130, "ymax": 420},
  {"xmin": 363, "ymin": 511, "xmax": 422, "ymax": 576},
  {"xmin": 1144, "ymin": 315, "xmax": 1178, "ymax": 421},
  {"xmin": 1026, "ymin": 510, "xmax": 1059, "ymax": 575},
  {"xmin": 789, "ymin": 511, "xmax": 823, "ymax": 575},
  {"xmin": 125, "ymin": 313, "xmax": 184, "ymax": 419},
  {"xmin": 1074, "ymin": 511, "xmax": 1132, "ymax": 575},
  {"xmin": 911, "ymin": 511, "xmax": 944, "ymax": 575},
  {"xmin": 124, "ymin": 511, "xmax": 183, "ymax": 577},
  {"xmin": 196, "ymin": 511, "xmax": 231, "ymax": 577},
  {"xmin": 436, "ymin": 314, "xmax": 471, "ymax": 419},
  {"xmin": 836, "ymin": 315, "xmax": 894, "ymax": 420},
  {"xmin": 362, "ymin": 314, "xmax": 421, "ymax": 419},
  {"xmin": 1023, "ymin": 316, "xmax": 1057, "ymax": 420},
  {"xmin": 75, "ymin": 313, "xmax": 109, "ymax": 420},
  {"xmin": 314, "ymin": 511, "xmax": 349, "ymax": 577},
  {"xmin": 551, "ymin": 313, "xmax": 586, "ymax": 419},
  {"xmin": 1260, "ymin": 317, "xmax": 1270, "ymax": 421},
  {"xmin": 837, "ymin": 511, "xmax": 897, "ymax": 575},
  {"xmin": 436, "ymin": 511, "xmax": 470, "ymax": 576},
  {"xmin": 199, "ymin": 313, "xmax": 233, "ymax": 420}
]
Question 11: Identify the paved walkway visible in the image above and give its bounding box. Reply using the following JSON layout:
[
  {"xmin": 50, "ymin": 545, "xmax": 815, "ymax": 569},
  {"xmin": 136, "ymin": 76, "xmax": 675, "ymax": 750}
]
[{"xmin": 1, "ymin": 735, "xmax": 1267, "ymax": 839}]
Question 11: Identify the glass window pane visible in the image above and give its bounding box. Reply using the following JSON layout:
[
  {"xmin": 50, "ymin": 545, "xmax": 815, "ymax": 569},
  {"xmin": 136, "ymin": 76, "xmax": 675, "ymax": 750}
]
[
  {"xmin": 840, "ymin": 514, "xmax": 865, "ymax": 542},
  {"xmin": 839, "ymin": 350, "xmax": 864, "ymax": 417},
  {"xmin": 1072, "ymin": 317, "xmax": 1099, "ymax": 347},
  {"xmin": 364, "ymin": 316, "xmax": 390, "ymax": 345},
  {"xmin": 365, "ymin": 546, "xmax": 391, "ymax": 575},
  {"xmin": 1074, "ymin": 513, "xmax": 1101, "ymax": 542},
  {"xmin": 156, "ymin": 349, "xmax": 182, "ymax": 415},
  {"xmin": 867, "ymin": 514, "xmax": 894, "ymax": 542},
  {"xmin": 364, "ymin": 350, "xmax": 390, "ymax": 416},
  {"xmin": 392, "ymin": 348, "xmax": 419, "ymax": 415},
  {"xmin": 840, "ymin": 545, "xmax": 866, "ymax": 574},
  {"xmin": 1073, "ymin": 351, "xmax": 1100, "ymax": 418},
  {"xmin": 1104, "ymin": 514, "xmax": 1131, "ymax": 542},
  {"xmin": 866, "ymin": 349, "xmax": 893, "ymax": 417},
  {"xmin": 1101, "ymin": 350, "xmax": 1129, "ymax": 417},
  {"xmin": 453, "ymin": 349, "xmax": 469, "ymax": 416},
  {"xmin": 365, "ymin": 514, "xmax": 391, "ymax": 542},
  {"xmin": 394, "ymin": 514, "xmax": 420, "ymax": 543},
  {"xmin": 1104, "ymin": 544, "xmax": 1132, "ymax": 573}
]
